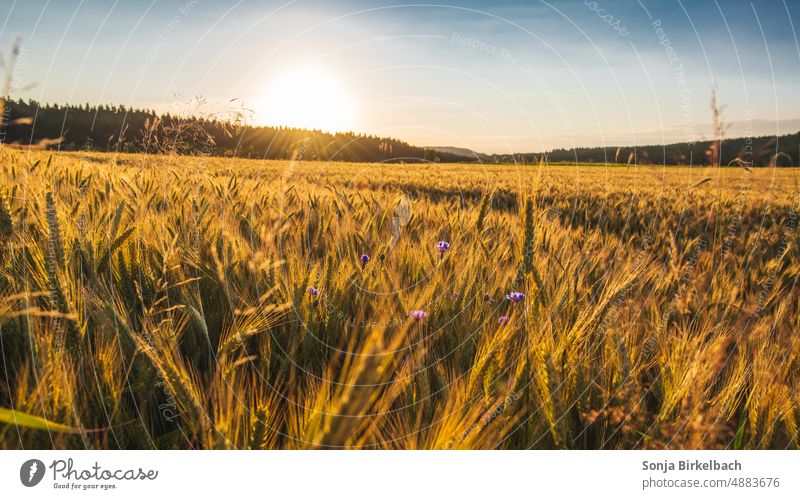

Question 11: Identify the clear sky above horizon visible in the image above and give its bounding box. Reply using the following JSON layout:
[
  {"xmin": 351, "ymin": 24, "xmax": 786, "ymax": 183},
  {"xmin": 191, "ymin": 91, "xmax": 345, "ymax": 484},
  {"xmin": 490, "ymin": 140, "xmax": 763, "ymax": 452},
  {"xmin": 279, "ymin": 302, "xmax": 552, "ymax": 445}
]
[{"xmin": 1, "ymin": 0, "xmax": 798, "ymax": 154}]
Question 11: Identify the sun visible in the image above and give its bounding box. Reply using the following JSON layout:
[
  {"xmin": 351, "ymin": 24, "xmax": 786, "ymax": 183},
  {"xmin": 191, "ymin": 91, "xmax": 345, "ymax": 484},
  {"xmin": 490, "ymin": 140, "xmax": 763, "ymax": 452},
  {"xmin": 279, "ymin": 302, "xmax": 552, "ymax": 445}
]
[{"xmin": 258, "ymin": 67, "xmax": 354, "ymax": 132}]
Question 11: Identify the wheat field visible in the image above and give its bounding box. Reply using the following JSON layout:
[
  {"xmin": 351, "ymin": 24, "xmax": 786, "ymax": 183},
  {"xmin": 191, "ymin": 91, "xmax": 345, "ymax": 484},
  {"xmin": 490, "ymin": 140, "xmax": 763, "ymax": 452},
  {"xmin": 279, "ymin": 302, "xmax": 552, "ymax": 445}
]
[{"xmin": 0, "ymin": 149, "xmax": 799, "ymax": 449}]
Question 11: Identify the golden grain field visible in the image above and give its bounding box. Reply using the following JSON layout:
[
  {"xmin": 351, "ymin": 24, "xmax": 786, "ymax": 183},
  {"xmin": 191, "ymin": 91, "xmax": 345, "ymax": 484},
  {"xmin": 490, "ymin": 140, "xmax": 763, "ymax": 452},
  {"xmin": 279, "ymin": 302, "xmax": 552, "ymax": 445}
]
[{"xmin": 1, "ymin": 148, "xmax": 799, "ymax": 449}]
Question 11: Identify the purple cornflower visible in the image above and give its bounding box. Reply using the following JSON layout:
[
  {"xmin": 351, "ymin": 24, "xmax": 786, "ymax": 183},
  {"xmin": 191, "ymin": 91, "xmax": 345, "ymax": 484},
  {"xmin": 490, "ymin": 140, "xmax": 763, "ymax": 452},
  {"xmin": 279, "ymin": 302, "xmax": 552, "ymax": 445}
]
[
  {"xmin": 307, "ymin": 285, "xmax": 319, "ymax": 297},
  {"xmin": 360, "ymin": 254, "xmax": 370, "ymax": 268},
  {"xmin": 436, "ymin": 241, "xmax": 450, "ymax": 253},
  {"xmin": 506, "ymin": 291, "xmax": 524, "ymax": 303},
  {"xmin": 452, "ymin": 291, "xmax": 459, "ymax": 298},
  {"xmin": 409, "ymin": 309, "xmax": 427, "ymax": 321},
  {"xmin": 498, "ymin": 316, "xmax": 510, "ymax": 325}
]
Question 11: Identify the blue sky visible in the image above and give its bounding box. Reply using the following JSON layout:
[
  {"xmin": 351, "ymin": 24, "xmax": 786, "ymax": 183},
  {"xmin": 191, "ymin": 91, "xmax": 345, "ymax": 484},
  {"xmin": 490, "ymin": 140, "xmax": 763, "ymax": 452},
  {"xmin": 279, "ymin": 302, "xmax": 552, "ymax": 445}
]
[{"xmin": 1, "ymin": 0, "xmax": 798, "ymax": 153}]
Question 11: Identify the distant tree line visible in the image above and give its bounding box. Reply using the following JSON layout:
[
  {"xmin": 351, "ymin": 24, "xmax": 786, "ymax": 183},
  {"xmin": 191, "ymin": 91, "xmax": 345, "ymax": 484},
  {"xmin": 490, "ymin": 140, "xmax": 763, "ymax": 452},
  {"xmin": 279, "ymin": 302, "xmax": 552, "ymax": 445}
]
[
  {"xmin": 1, "ymin": 98, "xmax": 797, "ymax": 165},
  {"xmin": 488, "ymin": 133, "xmax": 799, "ymax": 167},
  {"xmin": 0, "ymin": 98, "xmax": 468, "ymax": 163}
]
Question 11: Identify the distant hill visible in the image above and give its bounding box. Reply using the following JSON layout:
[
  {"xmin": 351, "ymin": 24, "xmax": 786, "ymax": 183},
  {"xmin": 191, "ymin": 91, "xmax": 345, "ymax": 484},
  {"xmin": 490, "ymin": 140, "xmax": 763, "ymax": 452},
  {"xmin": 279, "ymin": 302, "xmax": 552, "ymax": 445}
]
[{"xmin": 429, "ymin": 146, "xmax": 486, "ymax": 160}]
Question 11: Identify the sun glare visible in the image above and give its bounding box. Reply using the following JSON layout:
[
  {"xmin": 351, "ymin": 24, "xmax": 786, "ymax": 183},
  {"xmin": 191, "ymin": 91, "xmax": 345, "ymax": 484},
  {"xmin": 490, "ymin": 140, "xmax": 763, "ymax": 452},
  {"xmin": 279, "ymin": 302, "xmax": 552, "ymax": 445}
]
[{"xmin": 258, "ymin": 67, "xmax": 354, "ymax": 133}]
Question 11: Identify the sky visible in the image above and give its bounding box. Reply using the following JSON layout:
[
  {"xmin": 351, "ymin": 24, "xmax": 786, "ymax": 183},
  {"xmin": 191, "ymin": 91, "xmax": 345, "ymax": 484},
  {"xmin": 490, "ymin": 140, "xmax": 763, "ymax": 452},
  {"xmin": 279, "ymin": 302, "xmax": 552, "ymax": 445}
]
[{"xmin": 1, "ymin": 0, "xmax": 798, "ymax": 154}]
